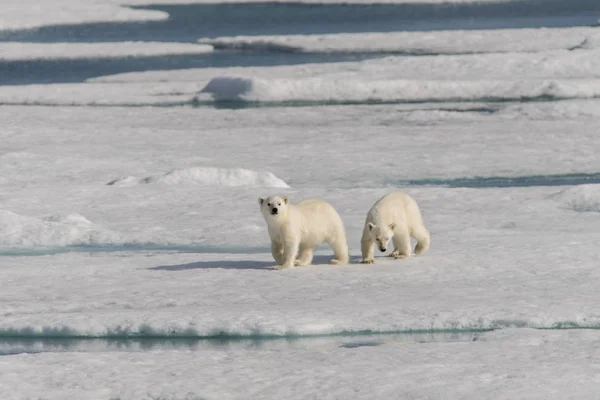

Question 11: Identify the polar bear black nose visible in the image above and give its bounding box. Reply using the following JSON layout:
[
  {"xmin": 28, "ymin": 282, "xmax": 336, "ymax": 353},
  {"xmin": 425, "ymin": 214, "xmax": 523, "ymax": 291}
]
[{"xmin": 271, "ymin": 207, "xmax": 278, "ymax": 214}]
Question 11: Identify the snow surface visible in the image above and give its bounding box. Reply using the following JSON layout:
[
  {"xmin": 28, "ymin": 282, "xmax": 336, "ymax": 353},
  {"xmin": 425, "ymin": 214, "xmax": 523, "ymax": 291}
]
[
  {"xmin": 2, "ymin": 189, "xmax": 600, "ymax": 336},
  {"xmin": 200, "ymin": 26, "xmax": 600, "ymax": 55},
  {"xmin": 76, "ymin": 31, "xmax": 600, "ymax": 107},
  {"xmin": 3, "ymin": 7, "xmax": 600, "ymax": 399},
  {"xmin": 0, "ymin": 42, "xmax": 213, "ymax": 61},
  {"xmin": 196, "ymin": 44, "xmax": 600, "ymax": 103},
  {"xmin": 3, "ymin": 41, "xmax": 600, "ymax": 106},
  {"xmin": 551, "ymin": 185, "xmax": 600, "ymax": 212},
  {"xmin": 0, "ymin": 211, "xmax": 119, "ymax": 248},
  {"xmin": 1, "ymin": 106, "xmax": 600, "ymax": 327},
  {"xmin": 108, "ymin": 167, "xmax": 289, "ymax": 187},
  {"xmin": 199, "ymin": 75, "xmax": 600, "ymax": 104},
  {"xmin": 1, "ymin": 329, "xmax": 599, "ymax": 399}
]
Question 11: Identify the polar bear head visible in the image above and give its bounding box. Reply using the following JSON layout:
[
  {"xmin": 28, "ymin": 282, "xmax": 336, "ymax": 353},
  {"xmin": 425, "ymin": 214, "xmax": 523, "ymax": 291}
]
[
  {"xmin": 367, "ymin": 222, "xmax": 396, "ymax": 252},
  {"xmin": 258, "ymin": 196, "xmax": 289, "ymax": 220}
]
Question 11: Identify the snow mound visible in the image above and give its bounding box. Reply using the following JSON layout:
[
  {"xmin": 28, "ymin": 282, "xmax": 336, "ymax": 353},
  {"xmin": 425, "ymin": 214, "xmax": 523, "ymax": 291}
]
[
  {"xmin": 108, "ymin": 167, "xmax": 290, "ymax": 188},
  {"xmin": 0, "ymin": 210, "xmax": 119, "ymax": 247},
  {"xmin": 550, "ymin": 185, "xmax": 600, "ymax": 212},
  {"xmin": 199, "ymin": 76, "xmax": 600, "ymax": 104}
]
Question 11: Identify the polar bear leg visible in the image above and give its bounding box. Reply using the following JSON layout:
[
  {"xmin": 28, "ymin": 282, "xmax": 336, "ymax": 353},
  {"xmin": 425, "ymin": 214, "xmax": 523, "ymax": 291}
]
[
  {"xmin": 390, "ymin": 226, "xmax": 412, "ymax": 259},
  {"xmin": 271, "ymin": 242, "xmax": 284, "ymax": 265},
  {"xmin": 327, "ymin": 236, "xmax": 349, "ymax": 265},
  {"xmin": 280, "ymin": 240, "xmax": 299, "ymax": 269},
  {"xmin": 295, "ymin": 245, "xmax": 314, "ymax": 266},
  {"xmin": 360, "ymin": 234, "xmax": 375, "ymax": 264},
  {"xmin": 413, "ymin": 226, "xmax": 431, "ymax": 255}
]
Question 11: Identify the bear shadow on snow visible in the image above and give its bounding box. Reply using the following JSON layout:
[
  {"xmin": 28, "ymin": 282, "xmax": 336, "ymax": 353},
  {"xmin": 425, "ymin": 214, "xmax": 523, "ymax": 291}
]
[{"xmin": 149, "ymin": 255, "xmax": 334, "ymax": 271}]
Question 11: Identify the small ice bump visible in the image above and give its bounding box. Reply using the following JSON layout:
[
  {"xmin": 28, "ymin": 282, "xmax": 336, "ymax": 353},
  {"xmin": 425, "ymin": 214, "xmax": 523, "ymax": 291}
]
[
  {"xmin": 43, "ymin": 213, "xmax": 93, "ymax": 226},
  {"xmin": 550, "ymin": 184, "xmax": 600, "ymax": 212}
]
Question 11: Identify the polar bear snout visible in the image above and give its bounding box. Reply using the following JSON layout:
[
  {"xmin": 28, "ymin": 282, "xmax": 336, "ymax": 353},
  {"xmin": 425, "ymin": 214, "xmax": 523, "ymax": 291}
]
[{"xmin": 271, "ymin": 207, "xmax": 279, "ymax": 215}]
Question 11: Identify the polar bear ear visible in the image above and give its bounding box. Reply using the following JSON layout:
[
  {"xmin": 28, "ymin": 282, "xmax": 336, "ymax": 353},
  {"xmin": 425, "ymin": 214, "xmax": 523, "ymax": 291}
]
[
  {"xmin": 283, "ymin": 197, "xmax": 289, "ymax": 205},
  {"xmin": 389, "ymin": 223, "xmax": 396, "ymax": 231},
  {"xmin": 258, "ymin": 197, "xmax": 265, "ymax": 206},
  {"xmin": 367, "ymin": 222, "xmax": 375, "ymax": 231}
]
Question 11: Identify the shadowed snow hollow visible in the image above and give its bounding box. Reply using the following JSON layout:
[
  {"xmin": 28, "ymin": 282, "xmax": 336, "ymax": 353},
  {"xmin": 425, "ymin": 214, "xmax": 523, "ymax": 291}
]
[
  {"xmin": 0, "ymin": 211, "xmax": 119, "ymax": 247},
  {"xmin": 551, "ymin": 185, "xmax": 600, "ymax": 212},
  {"xmin": 108, "ymin": 167, "xmax": 289, "ymax": 188}
]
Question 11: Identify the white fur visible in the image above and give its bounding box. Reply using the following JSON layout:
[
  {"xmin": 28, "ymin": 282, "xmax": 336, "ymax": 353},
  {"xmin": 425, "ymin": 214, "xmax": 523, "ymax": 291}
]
[
  {"xmin": 360, "ymin": 192, "xmax": 430, "ymax": 264},
  {"xmin": 258, "ymin": 196, "xmax": 349, "ymax": 269}
]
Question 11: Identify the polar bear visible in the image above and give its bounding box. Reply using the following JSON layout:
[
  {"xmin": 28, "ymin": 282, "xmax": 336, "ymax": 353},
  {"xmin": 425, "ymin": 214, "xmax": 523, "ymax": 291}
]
[
  {"xmin": 258, "ymin": 195, "xmax": 349, "ymax": 269},
  {"xmin": 360, "ymin": 192, "xmax": 430, "ymax": 264}
]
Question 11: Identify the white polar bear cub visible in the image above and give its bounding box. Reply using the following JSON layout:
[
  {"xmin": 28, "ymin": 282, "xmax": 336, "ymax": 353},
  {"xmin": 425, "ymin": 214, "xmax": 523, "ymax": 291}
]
[
  {"xmin": 361, "ymin": 192, "xmax": 430, "ymax": 264},
  {"xmin": 259, "ymin": 195, "xmax": 349, "ymax": 269}
]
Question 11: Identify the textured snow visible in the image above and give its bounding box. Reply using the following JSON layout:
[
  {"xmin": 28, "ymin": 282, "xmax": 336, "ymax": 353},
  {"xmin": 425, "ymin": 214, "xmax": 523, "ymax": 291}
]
[
  {"xmin": 1, "ymin": 329, "xmax": 599, "ymax": 399},
  {"xmin": 1, "ymin": 103, "xmax": 598, "ymax": 253},
  {"xmin": 2, "ymin": 6, "xmax": 600, "ymax": 398},
  {"xmin": 108, "ymin": 167, "xmax": 289, "ymax": 188},
  {"xmin": 82, "ymin": 44, "xmax": 600, "ymax": 106},
  {"xmin": 0, "ymin": 210, "xmax": 120, "ymax": 248},
  {"xmin": 201, "ymin": 26, "xmax": 600, "ymax": 54},
  {"xmin": 1, "ymin": 195, "xmax": 600, "ymax": 336},
  {"xmin": 1, "ymin": 104, "xmax": 600, "ymax": 337},
  {"xmin": 199, "ymin": 75, "xmax": 600, "ymax": 103},
  {"xmin": 97, "ymin": 46, "xmax": 600, "ymax": 84},
  {"xmin": 2, "ymin": 105, "xmax": 600, "ymax": 398},
  {"xmin": 0, "ymin": 82, "xmax": 195, "ymax": 106},
  {"xmin": 196, "ymin": 45, "xmax": 600, "ymax": 103},
  {"xmin": 4, "ymin": 47, "xmax": 600, "ymax": 106},
  {"xmin": 0, "ymin": 42, "xmax": 213, "ymax": 61},
  {"xmin": 550, "ymin": 185, "xmax": 600, "ymax": 212},
  {"xmin": 0, "ymin": 27, "xmax": 594, "ymax": 107}
]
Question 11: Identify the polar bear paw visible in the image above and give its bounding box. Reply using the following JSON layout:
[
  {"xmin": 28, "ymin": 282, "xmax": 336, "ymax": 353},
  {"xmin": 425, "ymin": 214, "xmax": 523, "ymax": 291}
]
[
  {"xmin": 273, "ymin": 264, "xmax": 294, "ymax": 270},
  {"xmin": 360, "ymin": 259, "xmax": 375, "ymax": 264},
  {"xmin": 294, "ymin": 260, "xmax": 310, "ymax": 267},
  {"xmin": 393, "ymin": 253, "xmax": 410, "ymax": 260}
]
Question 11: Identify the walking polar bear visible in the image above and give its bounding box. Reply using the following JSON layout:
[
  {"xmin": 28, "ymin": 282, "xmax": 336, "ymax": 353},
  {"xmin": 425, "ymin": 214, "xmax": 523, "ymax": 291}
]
[
  {"xmin": 258, "ymin": 196, "xmax": 349, "ymax": 270},
  {"xmin": 361, "ymin": 192, "xmax": 430, "ymax": 264}
]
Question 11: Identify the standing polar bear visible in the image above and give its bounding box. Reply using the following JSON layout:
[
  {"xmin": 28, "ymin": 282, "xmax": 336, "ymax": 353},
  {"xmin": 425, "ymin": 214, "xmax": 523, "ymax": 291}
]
[
  {"xmin": 258, "ymin": 196, "xmax": 349, "ymax": 270},
  {"xmin": 361, "ymin": 192, "xmax": 430, "ymax": 264}
]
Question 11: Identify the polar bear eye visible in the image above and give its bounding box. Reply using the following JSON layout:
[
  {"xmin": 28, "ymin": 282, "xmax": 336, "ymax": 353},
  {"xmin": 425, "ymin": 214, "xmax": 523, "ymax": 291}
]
[{"xmin": 277, "ymin": 202, "xmax": 281, "ymax": 206}]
